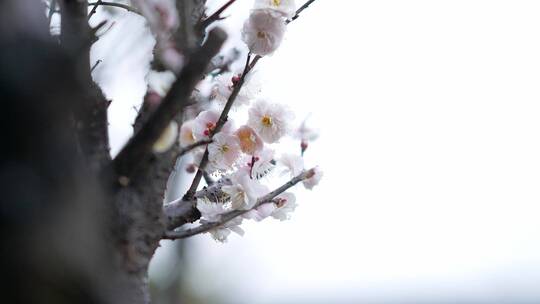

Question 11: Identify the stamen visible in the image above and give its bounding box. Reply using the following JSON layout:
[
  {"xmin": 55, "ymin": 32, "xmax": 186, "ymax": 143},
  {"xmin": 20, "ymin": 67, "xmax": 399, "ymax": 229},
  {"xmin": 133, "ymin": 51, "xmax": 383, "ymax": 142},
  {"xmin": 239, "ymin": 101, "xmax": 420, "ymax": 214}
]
[{"xmin": 261, "ymin": 115, "xmax": 272, "ymax": 126}]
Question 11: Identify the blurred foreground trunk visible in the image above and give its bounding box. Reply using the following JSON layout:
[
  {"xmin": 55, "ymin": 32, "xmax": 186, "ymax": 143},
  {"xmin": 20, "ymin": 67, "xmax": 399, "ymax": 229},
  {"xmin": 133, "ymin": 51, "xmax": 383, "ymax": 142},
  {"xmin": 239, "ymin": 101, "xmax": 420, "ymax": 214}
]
[{"xmin": 0, "ymin": 0, "xmax": 207, "ymax": 303}]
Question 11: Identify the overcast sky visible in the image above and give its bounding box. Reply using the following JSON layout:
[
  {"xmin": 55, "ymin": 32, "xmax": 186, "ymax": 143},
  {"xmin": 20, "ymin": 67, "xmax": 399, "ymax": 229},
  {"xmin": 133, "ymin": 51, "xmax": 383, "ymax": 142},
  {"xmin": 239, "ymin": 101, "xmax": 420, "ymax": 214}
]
[{"xmin": 93, "ymin": 1, "xmax": 540, "ymax": 303}]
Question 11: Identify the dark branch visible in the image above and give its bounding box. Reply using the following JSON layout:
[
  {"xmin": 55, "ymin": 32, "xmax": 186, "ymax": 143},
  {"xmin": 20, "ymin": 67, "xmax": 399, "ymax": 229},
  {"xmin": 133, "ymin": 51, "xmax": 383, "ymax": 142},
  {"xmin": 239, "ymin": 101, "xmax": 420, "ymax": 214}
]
[
  {"xmin": 199, "ymin": 0, "xmax": 237, "ymax": 30},
  {"xmin": 163, "ymin": 169, "xmax": 315, "ymax": 240},
  {"xmin": 88, "ymin": 1, "xmax": 140, "ymax": 15},
  {"xmin": 177, "ymin": 139, "xmax": 212, "ymax": 158},
  {"xmin": 184, "ymin": 53, "xmax": 258, "ymax": 198},
  {"xmin": 287, "ymin": 0, "xmax": 318, "ymax": 23},
  {"xmin": 91, "ymin": 59, "xmax": 102, "ymax": 72},
  {"xmin": 113, "ymin": 28, "xmax": 227, "ymax": 181},
  {"xmin": 87, "ymin": 0, "xmax": 102, "ymax": 20}
]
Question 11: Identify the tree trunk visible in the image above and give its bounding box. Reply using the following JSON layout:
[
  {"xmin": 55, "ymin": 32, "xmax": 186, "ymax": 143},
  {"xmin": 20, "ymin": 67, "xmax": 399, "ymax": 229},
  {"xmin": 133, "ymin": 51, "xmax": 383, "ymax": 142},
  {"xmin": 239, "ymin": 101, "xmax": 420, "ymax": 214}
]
[{"xmin": 0, "ymin": 0, "xmax": 209, "ymax": 303}]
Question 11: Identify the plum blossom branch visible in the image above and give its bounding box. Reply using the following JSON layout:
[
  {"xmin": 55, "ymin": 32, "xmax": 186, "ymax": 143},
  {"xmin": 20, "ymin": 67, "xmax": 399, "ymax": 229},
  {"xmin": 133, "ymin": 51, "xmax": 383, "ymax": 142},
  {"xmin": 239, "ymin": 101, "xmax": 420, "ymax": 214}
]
[
  {"xmin": 184, "ymin": 53, "xmax": 260, "ymax": 198},
  {"xmin": 179, "ymin": 0, "xmax": 318, "ymax": 207},
  {"xmin": 113, "ymin": 28, "xmax": 226, "ymax": 181},
  {"xmin": 164, "ymin": 168, "xmax": 315, "ymax": 240}
]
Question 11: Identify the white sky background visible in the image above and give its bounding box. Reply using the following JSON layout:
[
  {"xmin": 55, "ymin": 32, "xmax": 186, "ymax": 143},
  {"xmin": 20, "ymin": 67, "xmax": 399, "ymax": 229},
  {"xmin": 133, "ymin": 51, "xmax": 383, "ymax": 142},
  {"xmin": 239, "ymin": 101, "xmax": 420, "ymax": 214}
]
[{"xmin": 91, "ymin": 0, "xmax": 540, "ymax": 303}]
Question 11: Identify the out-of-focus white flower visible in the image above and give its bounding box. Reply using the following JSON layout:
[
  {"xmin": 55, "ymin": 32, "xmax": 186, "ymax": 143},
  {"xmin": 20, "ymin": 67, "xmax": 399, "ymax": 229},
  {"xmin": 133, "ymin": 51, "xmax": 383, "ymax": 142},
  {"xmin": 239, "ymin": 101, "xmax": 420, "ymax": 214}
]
[
  {"xmin": 278, "ymin": 153, "xmax": 304, "ymax": 177},
  {"xmin": 254, "ymin": 0, "xmax": 297, "ymax": 19},
  {"xmin": 271, "ymin": 192, "xmax": 297, "ymax": 221},
  {"xmin": 303, "ymin": 167, "xmax": 323, "ymax": 190},
  {"xmin": 196, "ymin": 197, "xmax": 229, "ymax": 222},
  {"xmin": 293, "ymin": 116, "xmax": 320, "ymax": 154},
  {"xmin": 192, "ymin": 109, "xmax": 234, "ymax": 140},
  {"xmin": 152, "ymin": 0, "xmax": 179, "ymax": 31},
  {"xmin": 146, "ymin": 70, "xmax": 175, "ymax": 96},
  {"xmin": 248, "ymin": 99, "xmax": 293, "ymax": 143},
  {"xmin": 206, "ymin": 217, "xmax": 244, "ymax": 243},
  {"xmin": 179, "ymin": 119, "xmax": 196, "ymax": 147},
  {"xmin": 152, "ymin": 121, "xmax": 178, "ymax": 153},
  {"xmin": 235, "ymin": 125, "xmax": 264, "ymax": 155},
  {"xmin": 222, "ymin": 171, "xmax": 268, "ymax": 210},
  {"xmin": 293, "ymin": 122, "xmax": 319, "ymax": 142},
  {"xmin": 160, "ymin": 45, "xmax": 184, "ymax": 73},
  {"xmin": 208, "ymin": 227, "xmax": 230, "ymax": 242},
  {"xmin": 133, "ymin": 0, "xmax": 184, "ymax": 72},
  {"xmin": 242, "ymin": 9, "xmax": 286, "ymax": 56},
  {"xmin": 210, "ymin": 72, "xmax": 261, "ymax": 108},
  {"xmin": 208, "ymin": 133, "xmax": 242, "ymax": 172}
]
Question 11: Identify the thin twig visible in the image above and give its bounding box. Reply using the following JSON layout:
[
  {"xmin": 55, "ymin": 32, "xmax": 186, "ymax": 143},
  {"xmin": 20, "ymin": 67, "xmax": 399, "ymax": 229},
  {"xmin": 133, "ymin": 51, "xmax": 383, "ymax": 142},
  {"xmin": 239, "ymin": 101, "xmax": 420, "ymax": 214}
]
[
  {"xmin": 287, "ymin": 0, "xmax": 318, "ymax": 24},
  {"xmin": 90, "ymin": 59, "xmax": 102, "ymax": 73},
  {"xmin": 177, "ymin": 139, "xmax": 212, "ymax": 158},
  {"xmin": 199, "ymin": 0, "xmax": 237, "ymax": 30},
  {"xmin": 88, "ymin": 0, "xmax": 102, "ymax": 21},
  {"xmin": 88, "ymin": 1, "xmax": 140, "ymax": 15},
  {"xmin": 164, "ymin": 169, "xmax": 314, "ymax": 240}
]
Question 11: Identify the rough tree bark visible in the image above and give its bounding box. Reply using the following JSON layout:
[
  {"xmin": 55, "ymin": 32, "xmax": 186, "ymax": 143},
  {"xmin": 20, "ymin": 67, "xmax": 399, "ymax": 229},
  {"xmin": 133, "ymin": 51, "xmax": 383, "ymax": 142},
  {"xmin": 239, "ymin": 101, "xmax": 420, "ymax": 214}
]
[{"xmin": 0, "ymin": 0, "xmax": 213, "ymax": 303}]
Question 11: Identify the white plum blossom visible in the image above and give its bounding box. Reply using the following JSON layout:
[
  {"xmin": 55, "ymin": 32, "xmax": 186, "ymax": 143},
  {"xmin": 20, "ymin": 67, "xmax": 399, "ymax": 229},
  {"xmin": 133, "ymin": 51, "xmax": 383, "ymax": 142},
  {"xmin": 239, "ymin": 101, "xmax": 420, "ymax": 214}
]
[
  {"xmin": 243, "ymin": 192, "xmax": 296, "ymax": 222},
  {"xmin": 208, "ymin": 133, "xmax": 242, "ymax": 172},
  {"xmin": 235, "ymin": 125, "xmax": 263, "ymax": 155},
  {"xmin": 278, "ymin": 153, "xmax": 304, "ymax": 177},
  {"xmin": 222, "ymin": 172, "xmax": 268, "ymax": 210},
  {"xmin": 271, "ymin": 192, "xmax": 297, "ymax": 221},
  {"xmin": 254, "ymin": 0, "xmax": 297, "ymax": 19},
  {"xmin": 192, "ymin": 109, "xmax": 234, "ymax": 140},
  {"xmin": 248, "ymin": 99, "xmax": 294, "ymax": 143},
  {"xmin": 179, "ymin": 119, "xmax": 196, "ymax": 148},
  {"xmin": 196, "ymin": 197, "xmax": 229, "ymax": 222},
  {"xmin": 303, "ymin": 167, "xmax": 323, "ymax": 190},
  {"xmin": 210, "ymin": 72, "xmax": 261, "ymax": 108},
  {"xmin": 152, "ymin": 121, "xmax": 178, "ymax": 153},
  {"xmin": 242, "ymin": 9, "xmax": 286, "ymax": 56}
]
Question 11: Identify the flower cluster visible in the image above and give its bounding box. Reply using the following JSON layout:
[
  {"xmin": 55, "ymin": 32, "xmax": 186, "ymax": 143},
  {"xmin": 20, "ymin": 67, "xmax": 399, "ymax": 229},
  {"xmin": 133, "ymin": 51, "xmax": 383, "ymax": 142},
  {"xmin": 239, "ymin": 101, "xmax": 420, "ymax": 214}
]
[
  {"xmin": 178, "ymin": 93, "xmax": 321, "ymax": 242},
  {"xmin": 156, "ymin": 0, "xmax": 321, "ymax": 242}
]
